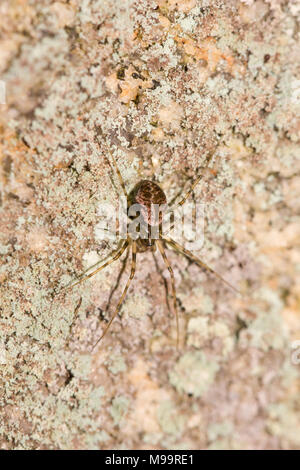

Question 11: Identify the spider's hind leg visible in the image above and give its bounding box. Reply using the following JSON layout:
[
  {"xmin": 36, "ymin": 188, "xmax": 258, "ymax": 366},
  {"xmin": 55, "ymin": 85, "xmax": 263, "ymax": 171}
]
[
  {"xmin": 93, "ymin": 240, "xmax": 136, "ymax": 349},
  {"xmin": 164, "ymin": 236, "xmax": 240, "ymax": 295},
  {"xmin": 105, "ymin": 246, "xmax": 130, "ymax": 313},
  {"xmin": 156, "ymin": 239, "xmax": 180, "ymax": 349}
]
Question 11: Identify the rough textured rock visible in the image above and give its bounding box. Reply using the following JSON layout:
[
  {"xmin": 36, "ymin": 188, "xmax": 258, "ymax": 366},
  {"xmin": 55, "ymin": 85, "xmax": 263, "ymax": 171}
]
[{"xmin": 0, "ymin": 0, "xmax": 299, "ymax": 450}]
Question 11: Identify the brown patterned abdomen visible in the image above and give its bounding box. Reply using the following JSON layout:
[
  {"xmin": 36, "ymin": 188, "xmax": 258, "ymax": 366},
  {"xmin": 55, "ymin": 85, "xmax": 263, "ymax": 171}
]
[{"xmin": 131, "ymin": 180, "xmax": 167, "ymax": 226}]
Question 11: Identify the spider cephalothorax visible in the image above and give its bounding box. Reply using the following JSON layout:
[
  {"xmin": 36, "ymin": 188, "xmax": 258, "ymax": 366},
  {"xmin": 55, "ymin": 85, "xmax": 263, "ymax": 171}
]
[{"xmin": 59, "ymin": 149, "xmax": 239, "ymax": 349}]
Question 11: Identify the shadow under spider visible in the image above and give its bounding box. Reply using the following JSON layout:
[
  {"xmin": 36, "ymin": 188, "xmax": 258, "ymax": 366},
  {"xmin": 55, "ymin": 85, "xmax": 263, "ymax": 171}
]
[{"xmin": 52, "ymin": 139, "xmax": 240, "ymax": 350}]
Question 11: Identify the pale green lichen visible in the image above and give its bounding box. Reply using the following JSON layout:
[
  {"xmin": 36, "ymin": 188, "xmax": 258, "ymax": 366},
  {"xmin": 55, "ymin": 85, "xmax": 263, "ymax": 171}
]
[
  {"xmin": 69, "ymin": 354, "xmax": 92, "ymax": 380},
  {"xmin": 121, "ymin": 294, "xmax": 151, "ymax": 320},
  {"xmin": 0, "ymin": 244, "xmax": 9, "ymax": 255},
  {"xmin": 187, "ymin": 316, "xmax": 210, "ymax": 347},
  {"xmin": 157, "ymin": 401, "xmax": 186, "ymax": 437},
  {"xmin": 178, "ymin": 287, "xmax": 214, "ymax": 315},
  {"xmin": 169, "ymin": 352, "xmax": 220, "ymax": 397},
  {"xmin": 83, "ymin": 386, "xmax": 105, "ymax": 411},
  {"xmin": 267, "ymin": 403, "xmax": 300, "ymax": 448},
  {"xmin": 84, "ymin": 430, "xmax": 110, "ymax": 450},
  {"xmin": 207, "ymin": 437, "xmax": 247, "ymax": 451},
  {"xmin": 240, "ymin": 288, "xmax": 287, "ymax": 351},
  {"xmin": 187, "ymin": 316, "xmax": 234, "ymax": 355},
  {"xmin": 110, "ymin": 396, "xmax": 130, "ymax": 426},
  {"xmin": 106, "ymin": 354, "xmax": 127, "ymax": 375},
  {"xmin": 207, "ymin": 420, "xmax": 234, "ymax": 442}
]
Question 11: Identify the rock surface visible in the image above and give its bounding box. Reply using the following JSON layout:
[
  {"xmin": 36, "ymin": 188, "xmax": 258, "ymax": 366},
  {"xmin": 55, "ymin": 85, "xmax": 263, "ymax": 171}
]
[{"xmin": 0, "ymin": 0, "xmax": 299, "ymax": 450}]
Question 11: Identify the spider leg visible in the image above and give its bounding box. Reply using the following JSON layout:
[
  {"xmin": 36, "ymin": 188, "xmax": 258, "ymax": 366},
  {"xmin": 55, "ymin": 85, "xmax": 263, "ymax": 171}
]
[
  {"xmin": 106, "ymin": 245, "xmax": 130, "ymax": 312},
  {"xmin": 156, "ymin": 240, "xmax": 179, "ymax": 349},
  {"xmin": 107, "ymin": 150, "xmax": 129, "ymax": 202},
  {"xmin": 61, "ymin": 240, "xmax": 129, "ymax": 292},
  {"xmin": 171, "ymin": 149, "xmax": 216, "ymax": 208},
  {"xmin": 65, "ymin": 296, "xmax": 82, "ymax": 348},
  {"xmin": 163, "ymin": 150, "xmax": 217, "ymax": 237},
  {"xmin": 94, "ymin": 135, "xmax": 129, "ymax": 203},
  {"xmin": 164, "ymin": 236, "xmax": 240, "ymax": 295},
  {"xmin": 93, "ymin": 240, "xmax": 136, "ymax": 349},
  {"xmin": 71, "ymin": 239, "xmax": 124, "ymax": 279},
  {"xmin": 49, "ymin": 242, "xmax": 129, "ymax": 349},
  {"xmin": 152, "ymin": 250, "xmax": 171, "ymax": 314}
]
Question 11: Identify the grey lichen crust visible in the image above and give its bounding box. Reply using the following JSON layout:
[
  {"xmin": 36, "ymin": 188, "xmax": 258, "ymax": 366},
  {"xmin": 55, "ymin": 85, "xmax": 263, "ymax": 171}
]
[{"xmin": 0, "ymin": 0, "xmax": 299, "ymax": 450}]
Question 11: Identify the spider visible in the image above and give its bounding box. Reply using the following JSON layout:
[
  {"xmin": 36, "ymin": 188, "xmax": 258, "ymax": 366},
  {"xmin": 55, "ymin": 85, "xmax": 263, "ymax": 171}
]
[{"xmin": 57, "ymin": 145, "xmax": 238, "ymax": 350}]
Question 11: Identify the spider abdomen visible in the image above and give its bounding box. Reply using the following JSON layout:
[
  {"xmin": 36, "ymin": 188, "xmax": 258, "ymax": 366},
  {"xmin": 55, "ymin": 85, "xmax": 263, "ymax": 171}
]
[{"xmin": 130, "ymin": 180, "xmax": 167, "ymax": 226}]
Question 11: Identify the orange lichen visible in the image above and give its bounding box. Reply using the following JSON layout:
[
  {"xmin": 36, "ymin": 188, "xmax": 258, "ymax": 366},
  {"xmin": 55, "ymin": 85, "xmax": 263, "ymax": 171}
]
[
  {"xmin": 106, "ymin": 65, "xmax": 154, "ymax": 104},
  {"xmin": 156, "ymin": 12, "xmax": 234, "ymax": 72},
  {"xmin": 175, "ymin": 35, "xmax": 234, "ymax": 71}
]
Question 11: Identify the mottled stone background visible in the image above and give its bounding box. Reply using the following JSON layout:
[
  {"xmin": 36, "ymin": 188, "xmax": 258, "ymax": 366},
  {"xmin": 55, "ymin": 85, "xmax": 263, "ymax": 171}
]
[{"xmin": 0, "ymin": 0, "xmax": 299, "ymax": 450}]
